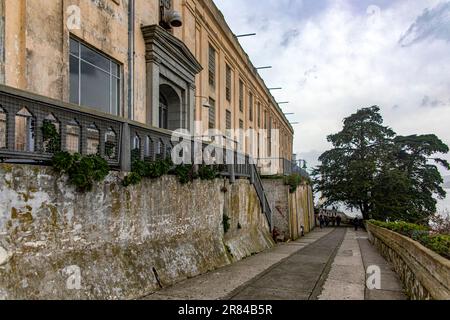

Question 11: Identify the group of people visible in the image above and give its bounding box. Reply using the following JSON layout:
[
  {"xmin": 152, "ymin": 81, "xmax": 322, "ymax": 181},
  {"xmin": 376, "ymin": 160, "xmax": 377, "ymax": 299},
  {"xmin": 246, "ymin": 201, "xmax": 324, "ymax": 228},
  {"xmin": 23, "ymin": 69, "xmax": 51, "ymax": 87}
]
[{"xmin": 318, "ymin": 212, "xmax": 342, "ymax": 229}]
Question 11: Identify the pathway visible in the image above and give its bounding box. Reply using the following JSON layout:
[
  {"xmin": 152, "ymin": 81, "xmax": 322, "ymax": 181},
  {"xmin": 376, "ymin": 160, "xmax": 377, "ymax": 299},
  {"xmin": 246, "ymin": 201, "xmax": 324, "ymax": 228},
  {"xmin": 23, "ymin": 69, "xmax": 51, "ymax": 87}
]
[{"xmin": 142, "ymin": 227, "xmax": 407, "ymax": 300}]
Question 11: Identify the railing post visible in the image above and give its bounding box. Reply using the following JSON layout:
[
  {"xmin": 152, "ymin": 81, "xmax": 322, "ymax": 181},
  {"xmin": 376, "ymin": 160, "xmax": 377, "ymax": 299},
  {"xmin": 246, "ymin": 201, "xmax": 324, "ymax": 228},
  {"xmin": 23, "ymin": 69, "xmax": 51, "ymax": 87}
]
[
  {"xmin": 250, "ymin": 163, "xmax": 255, "ymax": 184},
  {"xmin": 120, "ymin": 122, "xmax": 131, "ymax": 172},
  {"xmin": 229, "ymin": 150, "xmax": 236, "ymax": 183}
]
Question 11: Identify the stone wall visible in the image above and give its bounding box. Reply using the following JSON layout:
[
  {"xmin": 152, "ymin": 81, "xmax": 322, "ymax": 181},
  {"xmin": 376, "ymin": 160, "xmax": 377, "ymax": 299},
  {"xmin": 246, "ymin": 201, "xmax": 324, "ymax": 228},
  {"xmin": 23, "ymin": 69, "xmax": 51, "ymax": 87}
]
[
  {"xmin": 0, "ymin": 164, "xmax": 274, "ymax": 300},
  {"xmin": 367, "ymin": 223, "xmax": 450, "ymax": 300},
  {"xmin": 262, "ymin": 178, "xmax": 315, "ymax": 241}
]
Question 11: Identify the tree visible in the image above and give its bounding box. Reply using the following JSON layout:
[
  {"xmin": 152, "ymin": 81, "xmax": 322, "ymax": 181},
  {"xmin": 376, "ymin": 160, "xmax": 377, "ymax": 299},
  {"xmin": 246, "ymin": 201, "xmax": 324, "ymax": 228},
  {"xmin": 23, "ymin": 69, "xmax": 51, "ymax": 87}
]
[{"xmin": 313, "ymin": 106, "xmax": 449, "ymax": 223}]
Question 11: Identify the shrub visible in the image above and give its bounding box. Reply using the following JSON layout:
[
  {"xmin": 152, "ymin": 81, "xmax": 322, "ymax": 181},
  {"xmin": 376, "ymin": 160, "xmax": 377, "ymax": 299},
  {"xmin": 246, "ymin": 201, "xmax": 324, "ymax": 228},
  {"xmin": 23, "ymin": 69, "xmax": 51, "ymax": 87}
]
[
  {"xmin": 370, "ymin": 220, "xmax": 449, "ymax": 259},
  {"xmin": 122, "ymin": 172, "xmax": 142, "ymax": 187},
  {"xmin": 285, "ymin": 173, "xmax": 310, "ymax": 193},
  {"xmin": 198, "ymin": 165, "xmax": 219, "ymax": 181},
  {"xmin": 52, "ymin": 151, "xmax": 110, "ymax": 192},
  {"xmin": 123, "ymin": 157, "xmax": 173, "ymax": 187},
  {"xmin": 172, "ymin": 164, "xmax": 197, "ymax": 184}
]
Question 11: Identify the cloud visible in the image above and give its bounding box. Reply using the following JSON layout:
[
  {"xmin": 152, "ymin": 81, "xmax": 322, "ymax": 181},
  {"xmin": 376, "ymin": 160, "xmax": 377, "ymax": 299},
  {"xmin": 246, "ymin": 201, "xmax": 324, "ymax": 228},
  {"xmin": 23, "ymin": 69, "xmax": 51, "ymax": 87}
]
[
  {"xmin": 214, "ymin": 0, "xmax": 450, "ymax": 171},
  {"xmin": 399, "ymin": 2, "xmax": 450, "ymax": 46},
  {"xmin": 421, "ymin": 95, "xmax": 447, "ymax": 108}
]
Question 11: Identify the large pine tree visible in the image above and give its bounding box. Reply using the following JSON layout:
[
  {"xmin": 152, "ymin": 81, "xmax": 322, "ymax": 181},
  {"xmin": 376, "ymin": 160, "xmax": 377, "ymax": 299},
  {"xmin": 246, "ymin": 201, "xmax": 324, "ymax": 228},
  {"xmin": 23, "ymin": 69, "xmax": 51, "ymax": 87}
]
[{"xmin": 313, "ymin": 106, "xmax": 449, "ymax": 223}]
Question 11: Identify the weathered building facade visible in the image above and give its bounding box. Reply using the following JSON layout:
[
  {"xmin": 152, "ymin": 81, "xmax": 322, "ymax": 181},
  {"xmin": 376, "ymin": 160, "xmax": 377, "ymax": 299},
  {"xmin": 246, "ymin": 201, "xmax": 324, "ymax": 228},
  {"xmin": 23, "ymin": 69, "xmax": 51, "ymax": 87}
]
[{"xmin": 0, "ymin": 0, "xmax": 293, "ymax": 162}]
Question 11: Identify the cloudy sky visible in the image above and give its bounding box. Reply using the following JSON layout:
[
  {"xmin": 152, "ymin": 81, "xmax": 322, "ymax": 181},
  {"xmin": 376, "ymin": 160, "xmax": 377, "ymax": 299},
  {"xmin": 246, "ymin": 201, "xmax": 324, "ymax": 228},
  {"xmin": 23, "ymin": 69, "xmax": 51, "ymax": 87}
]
[{"xmin": 214, "ymin": 0, "xmax": 450, "ymax": 177}]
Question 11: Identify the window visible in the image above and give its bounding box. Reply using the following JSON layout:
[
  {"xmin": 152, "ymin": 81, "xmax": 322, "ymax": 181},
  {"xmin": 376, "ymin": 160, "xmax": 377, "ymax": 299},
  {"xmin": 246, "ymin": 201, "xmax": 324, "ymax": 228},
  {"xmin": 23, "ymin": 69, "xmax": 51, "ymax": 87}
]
[
  {"xmin": 239, "ymin": 119, "xmax": 244, "ymax": 129},
  {"xmin": 226, "ymin": 64, "xmax": 232, "ymax": 101},
  {"xmin": 70, "ymin": 37, "xmax": 121, "ymax": 115},
  {"xmin": 249, "ymin": 92, "xmax": 253, "ymax": 122},
  {"xmin": 268, "ymin": 115, "xmax": 272, "ymax": 157},
  {"xmin": 239, "ymin": 80, "xmax": 244, "ymax": 112},
  {"xmin": 208, "ymin": 98, "xmax": 216, "ymax": 129},
  {"xmin": 226, "ymin": 110, "xmax": 232, "ymax": 130},
  {"xmin": 208, "ymin": 44, "xmax": 216, "ymax": 88},
  {"xmin": 159, "ymin": 93, "xmax": 168, "ymax": 129}
]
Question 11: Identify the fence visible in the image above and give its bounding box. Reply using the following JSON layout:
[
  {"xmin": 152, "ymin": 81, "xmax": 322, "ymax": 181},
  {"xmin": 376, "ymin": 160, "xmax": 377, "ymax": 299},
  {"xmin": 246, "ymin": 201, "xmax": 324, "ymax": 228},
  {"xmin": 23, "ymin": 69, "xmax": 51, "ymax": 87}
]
[
  {"xmin": 257, "ymin": 157, "xmax": 310, "ymax": 178},
  {"xmin": 0, "ymin": 84, "xmax": 273, "ymax": 229}
]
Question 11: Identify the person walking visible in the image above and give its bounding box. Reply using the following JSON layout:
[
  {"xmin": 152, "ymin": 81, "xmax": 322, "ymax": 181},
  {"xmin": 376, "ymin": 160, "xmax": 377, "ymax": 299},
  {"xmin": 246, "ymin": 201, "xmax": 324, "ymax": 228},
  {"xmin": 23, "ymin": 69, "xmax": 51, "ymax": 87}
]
[
  {"xmin": 319, "ymin": 215, "xmax": 324, "ymax": 229},
  {"xmin": 353, "ymin": 217, "xmax": 359, "ymax": 231},
  {"xmin": 336, "ymin": 215, "xmax": 342, "ymax": 227}
]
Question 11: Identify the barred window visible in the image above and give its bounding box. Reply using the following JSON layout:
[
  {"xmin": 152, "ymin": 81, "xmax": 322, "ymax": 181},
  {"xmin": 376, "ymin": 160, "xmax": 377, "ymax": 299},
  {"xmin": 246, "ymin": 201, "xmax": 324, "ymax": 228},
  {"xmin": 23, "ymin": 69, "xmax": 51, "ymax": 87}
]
[
  {"xmin": 239, "ymin": 119, "xmax": 244, "ymax": 129},
  {"xmin": 208, "ymin": 98, "xmax": 216, "ymax": 129},
  {"xmin": 239, "ymin": 80, "xmax": 244, "ymax": 112},
  {"xmin": 226, "ymin": 64, "xmax": 232, "ymax": 101},
  {"xmin": 226, "ymin": 110, "xmax": 232, "ymax": 130},
  {"xmin": 249, "ymin": 92, "xmax": 253, "ymax": 122},
  {"xmin": 208, "ymin": 45, "xmax": 216, "ymax": 88}
]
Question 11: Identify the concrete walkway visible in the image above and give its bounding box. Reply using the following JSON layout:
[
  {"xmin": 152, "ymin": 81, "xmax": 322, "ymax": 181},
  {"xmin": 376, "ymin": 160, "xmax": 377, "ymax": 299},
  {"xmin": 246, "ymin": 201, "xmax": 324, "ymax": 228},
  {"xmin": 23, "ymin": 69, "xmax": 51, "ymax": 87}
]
[
  {"xmin": 142, "ymin": 228, "xmax": 334, "ymax": 300},
  {"xmin": 142, "ymin": 227, "xmax": 407, "ymax": 300}
]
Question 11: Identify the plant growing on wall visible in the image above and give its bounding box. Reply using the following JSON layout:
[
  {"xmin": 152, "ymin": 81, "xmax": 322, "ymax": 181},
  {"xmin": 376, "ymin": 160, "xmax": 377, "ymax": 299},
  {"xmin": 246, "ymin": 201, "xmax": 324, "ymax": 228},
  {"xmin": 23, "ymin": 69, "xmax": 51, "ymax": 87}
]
[
  {"xmin": 52, "ymin": 151, "xmax": 110, "ymax": 192},
  {"xmin": 41, "ymin": 121, "xmax": 61, "ymax": 154},
  {"xmin": 197, "ymin": 165, "xmax": 219, "ymax": 181},
  {"xmin": 172, "ymin": 164, "xmax": 198, "ymax": 184},
  {"xmin": 123, "ymin": 157, "xmax": 173, "ymax": 187},
  {"xmin": 285, "ymin": 173, "xmax": 310, "ymax": 193},
  {"xmin": 223, "ymin": 214, "xmax": 231, "ymax": 233}
]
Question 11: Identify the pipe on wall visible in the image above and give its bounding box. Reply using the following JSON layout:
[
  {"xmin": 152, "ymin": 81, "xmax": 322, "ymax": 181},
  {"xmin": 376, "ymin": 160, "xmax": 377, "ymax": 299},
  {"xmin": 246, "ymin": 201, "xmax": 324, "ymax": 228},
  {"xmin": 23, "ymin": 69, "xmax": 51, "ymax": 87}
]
[{"xmin": 127, "ymin": 0, "xmax": 135, "ymax": 119}]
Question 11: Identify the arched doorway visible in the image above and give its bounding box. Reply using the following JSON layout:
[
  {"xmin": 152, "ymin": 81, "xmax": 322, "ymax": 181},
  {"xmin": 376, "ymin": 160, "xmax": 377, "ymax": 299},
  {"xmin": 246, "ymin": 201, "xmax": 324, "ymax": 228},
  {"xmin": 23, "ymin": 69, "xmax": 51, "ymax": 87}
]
[{"xmin": 159, "ymin": 84, "xmax": 181, "ymax": 131}]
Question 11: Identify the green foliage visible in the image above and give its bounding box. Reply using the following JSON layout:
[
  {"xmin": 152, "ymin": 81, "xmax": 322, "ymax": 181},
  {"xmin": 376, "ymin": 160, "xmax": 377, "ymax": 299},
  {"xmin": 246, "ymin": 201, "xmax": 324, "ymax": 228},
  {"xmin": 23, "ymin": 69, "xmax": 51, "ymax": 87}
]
[
  {"xmin": 369, "ymin": 220, "xmax": 449, "ymax": 259},
  {"xmin": 41, "ymin": 121, "xmax": 61, "ymax": 153},
  {"xmin": 223, "ymin": 214, "xmax": 231, "ymax": 233},
  {"xmin": 105, "ymin": 141, "xmax": 116, "ymax": 159},
  {"xmin": 369, "ymin": 220, "xmax": 429, "ymax": 234},
  {"xmin": 313, "ymin": 106, "xmax": 449, "ymax": 222},
  {"xmin": 197, "ymin": 165, "xmax": 219, "ymax": 181},
  {"xmin": 123, "ymin": 157, "xmax": 173, "ymax": 187},
  {"xmin": 172, "ymin": 164, "xmax": 197, "ymax": 184},
  {"xmin": 52, "ymin": 151, "xmax": 109, "ymax": 192},
  {"xmin": 285, "ymin": 173, "xmax": 310, "ymax": 193},
  {"xmin": 122, "ymin": 172, "xmax": 142, "ymax": 187}
]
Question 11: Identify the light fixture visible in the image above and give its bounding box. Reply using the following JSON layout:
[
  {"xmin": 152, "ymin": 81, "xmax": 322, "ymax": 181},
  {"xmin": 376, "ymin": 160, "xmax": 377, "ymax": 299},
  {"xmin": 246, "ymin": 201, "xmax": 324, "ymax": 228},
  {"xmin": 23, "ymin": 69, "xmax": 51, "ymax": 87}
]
[
  {"xmin": 268, "ymin": 87, "xmax": 282, "ymax": 91},
  {"xmin": 236, "ymin": 33, "xmax": 256, "ymax": 38},
  {"xmin": 256, "ymin": 66, "xmax": 272, "ymax": 70},
  {"xmin": 277, "ymin": 102, "xmax": 289, "ymax": 105},
  {"xmin": 284, "ymin": 113, "xmax": 294, "ymax": 116}
]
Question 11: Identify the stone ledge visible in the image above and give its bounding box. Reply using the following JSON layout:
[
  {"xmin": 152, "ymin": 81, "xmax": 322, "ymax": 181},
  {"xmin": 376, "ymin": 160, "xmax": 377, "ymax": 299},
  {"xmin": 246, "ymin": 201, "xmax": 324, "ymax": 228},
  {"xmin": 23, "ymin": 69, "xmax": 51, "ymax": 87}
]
[{"xmin": 366, "ymin": 223, "xmax": 450, "ymax": 300}]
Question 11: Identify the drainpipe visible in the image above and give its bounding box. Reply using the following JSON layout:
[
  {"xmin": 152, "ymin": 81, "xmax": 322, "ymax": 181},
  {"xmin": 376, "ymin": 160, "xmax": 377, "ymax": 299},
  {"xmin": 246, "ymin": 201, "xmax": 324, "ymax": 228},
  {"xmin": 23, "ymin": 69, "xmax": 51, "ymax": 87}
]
[{"xmin": 127, "ymin": 0, "xmax": 135, "ymax": 120}]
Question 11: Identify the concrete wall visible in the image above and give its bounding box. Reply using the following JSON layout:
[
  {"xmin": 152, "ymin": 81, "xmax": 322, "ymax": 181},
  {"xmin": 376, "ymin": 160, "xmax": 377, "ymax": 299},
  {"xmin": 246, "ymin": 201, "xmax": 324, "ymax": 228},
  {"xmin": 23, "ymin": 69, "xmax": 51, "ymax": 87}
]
[
  {"xmin": 262, "ymin": 178, "xmax": 315, "ymax": 241},
  {"xmin": 0, "ymin": 164, "xmax": 273, "ymax": 299},
  {"xmin": 367, "ymin": 223, "xmax": 450, "ymax": 300}
]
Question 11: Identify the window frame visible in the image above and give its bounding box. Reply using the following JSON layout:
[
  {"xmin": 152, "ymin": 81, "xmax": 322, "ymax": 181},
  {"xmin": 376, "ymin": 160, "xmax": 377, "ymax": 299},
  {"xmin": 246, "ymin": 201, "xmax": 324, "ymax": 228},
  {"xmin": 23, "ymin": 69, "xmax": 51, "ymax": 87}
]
[{"xmin": 69, "ymin": 36, "xmax": 122, "ymax": 116}]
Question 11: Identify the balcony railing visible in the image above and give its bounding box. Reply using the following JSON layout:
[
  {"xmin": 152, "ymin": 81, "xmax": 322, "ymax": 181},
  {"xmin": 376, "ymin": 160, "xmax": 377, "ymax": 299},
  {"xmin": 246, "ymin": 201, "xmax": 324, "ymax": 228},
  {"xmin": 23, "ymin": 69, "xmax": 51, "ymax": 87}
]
[
  {"xmin": 0, "ymin": 84, "xmax": 273, "ymax": 229},
  {"xmin": 257, "ymin": 157, "xmax": 310, "ymax": 178}
]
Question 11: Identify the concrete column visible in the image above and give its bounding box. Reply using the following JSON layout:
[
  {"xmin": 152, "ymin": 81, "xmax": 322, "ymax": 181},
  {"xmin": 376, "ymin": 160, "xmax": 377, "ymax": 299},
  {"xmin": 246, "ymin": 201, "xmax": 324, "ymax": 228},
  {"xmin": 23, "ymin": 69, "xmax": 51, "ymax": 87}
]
[
  {"xmin": 146, "ymin": 60, "xmax": 160, "ymax": 128},
  {"xmin": 188, "ymin": 84, "xmax": 195, "ymax": 132},
  {"xmin": 120, "ymin": 122, "xmax": 131, "ymax": 172}
]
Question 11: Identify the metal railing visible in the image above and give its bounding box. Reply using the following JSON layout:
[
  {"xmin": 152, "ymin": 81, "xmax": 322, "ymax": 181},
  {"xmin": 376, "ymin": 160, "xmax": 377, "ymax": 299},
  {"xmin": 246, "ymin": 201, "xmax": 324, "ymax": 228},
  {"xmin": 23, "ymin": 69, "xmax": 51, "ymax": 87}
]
[
  {"xmin": 0, "ymin": 84, "xmax": 273, "ymax": 229},
  {"xmin": 257, "ymin": 157, "xmax": 310, "ymax": 178}
]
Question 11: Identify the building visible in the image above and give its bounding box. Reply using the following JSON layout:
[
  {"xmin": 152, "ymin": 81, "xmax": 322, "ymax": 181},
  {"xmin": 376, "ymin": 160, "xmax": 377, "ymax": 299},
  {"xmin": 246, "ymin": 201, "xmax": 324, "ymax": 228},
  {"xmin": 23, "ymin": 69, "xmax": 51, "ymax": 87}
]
[{"xmin": 0, "ymin": 0, "xmax": 293, "ymax": 169}]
